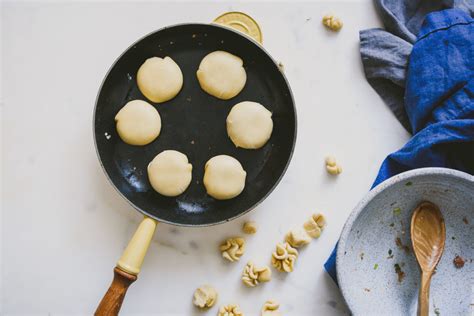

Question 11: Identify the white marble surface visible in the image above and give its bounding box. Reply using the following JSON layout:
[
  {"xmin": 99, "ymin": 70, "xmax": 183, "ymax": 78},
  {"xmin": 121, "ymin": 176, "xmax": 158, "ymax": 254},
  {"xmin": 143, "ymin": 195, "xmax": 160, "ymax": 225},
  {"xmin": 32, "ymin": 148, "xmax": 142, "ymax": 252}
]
[{"xmin": 1, "ymin": 1, "xmax": 411, "ymax": 315}]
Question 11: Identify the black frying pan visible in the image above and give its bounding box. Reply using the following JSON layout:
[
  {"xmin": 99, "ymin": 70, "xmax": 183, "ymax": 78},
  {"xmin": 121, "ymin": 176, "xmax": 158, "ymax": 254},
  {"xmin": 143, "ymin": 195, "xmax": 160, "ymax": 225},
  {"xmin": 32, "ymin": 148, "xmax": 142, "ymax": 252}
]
[{"xmin": 94, "ymin": 22, "xmax": 296, "ymax": 314}]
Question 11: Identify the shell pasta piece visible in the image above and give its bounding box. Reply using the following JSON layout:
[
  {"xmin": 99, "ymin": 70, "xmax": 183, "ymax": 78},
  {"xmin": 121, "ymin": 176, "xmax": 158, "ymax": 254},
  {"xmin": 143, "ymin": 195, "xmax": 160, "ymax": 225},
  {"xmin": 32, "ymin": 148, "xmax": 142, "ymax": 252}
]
[
  {"xmin": 271, "ymin": 242, "xmax": 298, "ymax": 273},
  {"xmin": 218, "ymin": 304, "xmax": 244, "ymax": 316},
  {"xmin": 220, "ymin": 237, "xmax": 245, "ymax": 262},
  {"xmin": 261, "ymin": 300, "xmax": 282, "ymax": 316},
  {"xmin": 241, "ymin": 261, "xmax": 271, "ymax": 287}
]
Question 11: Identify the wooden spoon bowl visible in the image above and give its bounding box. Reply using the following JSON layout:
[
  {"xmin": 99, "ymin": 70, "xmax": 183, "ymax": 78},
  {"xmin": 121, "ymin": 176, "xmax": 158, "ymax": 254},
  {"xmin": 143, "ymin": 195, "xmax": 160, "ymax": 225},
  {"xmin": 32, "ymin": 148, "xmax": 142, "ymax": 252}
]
[{"xmin": 411, "ymin": 201, "xmax": 446, "ymax": 316}]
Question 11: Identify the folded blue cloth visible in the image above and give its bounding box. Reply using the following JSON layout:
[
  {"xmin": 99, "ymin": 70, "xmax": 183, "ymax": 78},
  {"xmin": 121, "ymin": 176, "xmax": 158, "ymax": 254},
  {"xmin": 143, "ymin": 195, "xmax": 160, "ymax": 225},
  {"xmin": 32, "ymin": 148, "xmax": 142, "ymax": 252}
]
[
  {"xmin": 324, "ymin": 5, "xmax": 474, "ymax": 283},
  {"xmin": 358, "ymin": 0, "xmax": 474, "ymax": 132}
]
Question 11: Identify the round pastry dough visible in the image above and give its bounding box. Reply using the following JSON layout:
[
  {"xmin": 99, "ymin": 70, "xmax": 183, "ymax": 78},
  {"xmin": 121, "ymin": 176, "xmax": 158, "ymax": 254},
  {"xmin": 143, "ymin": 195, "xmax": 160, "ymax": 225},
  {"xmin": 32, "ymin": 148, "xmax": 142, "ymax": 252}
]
[
  {"xmin": 115, "ymin": 100, "xmax": 161, "ymax": 146},
  {"xmin": 137, "ymin": 56, "xmax": 183, "ymax": 103},
  {"xmin": 203, "ymin": 155, "xmax": 246, "ymax": 200},
  {"xmin": 147, "ymin": 150, "xmax": 193, "ymax": 197},
  {"xmin": 226, "ymin": 101, "xmax": 273, "ymax": 149},
  {"xmin": 196, "ymin": 51, "xmax": 246, "ymax": 100}
]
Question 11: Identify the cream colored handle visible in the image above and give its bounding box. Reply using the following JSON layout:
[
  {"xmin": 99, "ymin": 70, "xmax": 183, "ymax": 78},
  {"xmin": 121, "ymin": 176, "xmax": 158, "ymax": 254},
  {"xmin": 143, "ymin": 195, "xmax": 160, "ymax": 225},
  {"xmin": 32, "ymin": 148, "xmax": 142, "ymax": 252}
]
[
  {"xmin": 95, "ymin": 217, "xmax": 157, "ymax": 315},
  {"xmin": 116, "ymin": 217, "xmax": 158, "ymax": 275}
]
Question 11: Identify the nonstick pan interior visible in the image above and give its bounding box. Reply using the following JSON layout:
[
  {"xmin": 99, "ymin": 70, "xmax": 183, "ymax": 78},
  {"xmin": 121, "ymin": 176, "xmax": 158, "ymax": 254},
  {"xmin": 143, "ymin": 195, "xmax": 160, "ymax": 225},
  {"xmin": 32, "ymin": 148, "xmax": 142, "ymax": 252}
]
[{"xmin": 94, "ymin": 23, "xmax": 296, "ymax": 226}]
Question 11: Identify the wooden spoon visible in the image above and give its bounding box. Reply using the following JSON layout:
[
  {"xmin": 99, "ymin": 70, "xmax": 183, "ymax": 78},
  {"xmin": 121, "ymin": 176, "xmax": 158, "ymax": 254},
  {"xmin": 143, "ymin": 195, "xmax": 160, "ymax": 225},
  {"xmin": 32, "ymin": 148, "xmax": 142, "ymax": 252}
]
[{"xmin": 411, "ymin": 201, "xmax": 446, "ymax": 316}]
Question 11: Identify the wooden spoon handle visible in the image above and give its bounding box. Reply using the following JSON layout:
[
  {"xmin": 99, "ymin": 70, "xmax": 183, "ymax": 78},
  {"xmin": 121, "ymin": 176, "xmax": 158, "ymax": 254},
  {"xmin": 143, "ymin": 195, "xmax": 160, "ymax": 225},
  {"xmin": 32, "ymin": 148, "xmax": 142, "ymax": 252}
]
[
  {"xmin": 95, "ymin": 267, "xmax": 137, "ymax": 316},
  {"xmin": 418, "ymin": 271, "xmax": 432, "ymax": 316}
]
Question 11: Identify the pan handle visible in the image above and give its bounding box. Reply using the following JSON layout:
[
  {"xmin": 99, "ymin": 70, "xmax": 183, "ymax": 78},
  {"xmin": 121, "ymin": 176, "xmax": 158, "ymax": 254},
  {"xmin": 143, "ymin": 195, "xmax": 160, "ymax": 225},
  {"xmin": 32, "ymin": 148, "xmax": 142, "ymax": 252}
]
[{"xmin": 95, "ymin": 217, "xmax": 157, "ymax": 315}]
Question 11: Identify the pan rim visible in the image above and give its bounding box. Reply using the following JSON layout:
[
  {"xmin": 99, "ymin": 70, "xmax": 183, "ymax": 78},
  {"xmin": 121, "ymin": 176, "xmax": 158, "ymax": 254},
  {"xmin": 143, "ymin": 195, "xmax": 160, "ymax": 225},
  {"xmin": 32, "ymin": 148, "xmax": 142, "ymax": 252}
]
[{"xmin": 93, "ymin": 22, "xmax": 297, "ymax": 227}]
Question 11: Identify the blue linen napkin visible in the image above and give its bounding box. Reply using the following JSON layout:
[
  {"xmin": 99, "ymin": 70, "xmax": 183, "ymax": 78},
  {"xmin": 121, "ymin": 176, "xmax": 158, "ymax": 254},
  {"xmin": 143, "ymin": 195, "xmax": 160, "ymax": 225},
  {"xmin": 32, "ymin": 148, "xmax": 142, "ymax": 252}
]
[{"xmin": 324, "ymin": 4, "xmax": 474, "ymax": 283}]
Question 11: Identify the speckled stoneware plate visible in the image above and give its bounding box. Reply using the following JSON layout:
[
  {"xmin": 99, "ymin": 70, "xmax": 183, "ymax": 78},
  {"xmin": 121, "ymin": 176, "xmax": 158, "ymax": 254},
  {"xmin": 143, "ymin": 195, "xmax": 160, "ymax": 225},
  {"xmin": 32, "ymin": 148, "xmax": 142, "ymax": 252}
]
[{"xmin": 337, "ymin": 168, "xmax": 474, "ymax": 316}]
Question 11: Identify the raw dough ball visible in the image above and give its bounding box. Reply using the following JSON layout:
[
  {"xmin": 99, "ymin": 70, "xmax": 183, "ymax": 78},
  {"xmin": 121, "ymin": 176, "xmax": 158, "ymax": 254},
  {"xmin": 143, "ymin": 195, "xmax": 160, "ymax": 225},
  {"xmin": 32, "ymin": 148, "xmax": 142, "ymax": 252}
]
[
  {"xmin": 227, "ymin": 101, "xmax": 273, "ymax": 149},
  {"xmin": 285, "ymin": 227, "xmax": 312, "ymax": 248},
  {"xmin": 196, "ymin": 51, "xmax": 246, "ymax": 100},
  {"xmin": 242, "ymin": 221, "xmax": 258, "ymax": 234},
  {"xmin": 147, "ymin": 150, "xmax": 192, "ymax": 197},
  {"xmin": 193, "ymin": 285, "xmax": 218, "ymax": 309},
  {"xmin": 115, "ymin": 100, "xmax": 161, "ymax": 145},
  {"xmin": 137, "ymin": 56, "xmax": 183, "ymax": 103},
  {"xmin": 203, "ymin": 155, "xmax": 246, "ymax": 200}
]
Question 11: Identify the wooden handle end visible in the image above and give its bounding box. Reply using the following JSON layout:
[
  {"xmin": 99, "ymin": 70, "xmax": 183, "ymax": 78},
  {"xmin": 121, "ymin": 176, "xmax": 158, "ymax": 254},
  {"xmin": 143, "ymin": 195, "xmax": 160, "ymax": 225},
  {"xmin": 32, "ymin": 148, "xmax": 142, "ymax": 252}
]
[{"xmin": 95, "ymin": 267, "xmax": 137, "ymax": 316}]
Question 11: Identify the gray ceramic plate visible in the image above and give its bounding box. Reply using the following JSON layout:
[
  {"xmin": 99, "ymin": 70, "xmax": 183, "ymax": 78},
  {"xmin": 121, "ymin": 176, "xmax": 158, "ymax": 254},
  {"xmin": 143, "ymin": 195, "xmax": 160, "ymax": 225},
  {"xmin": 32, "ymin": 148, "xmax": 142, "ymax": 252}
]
[{"xmin": 337, "ymin": 168, "xmax": 474, "ymax": 316}]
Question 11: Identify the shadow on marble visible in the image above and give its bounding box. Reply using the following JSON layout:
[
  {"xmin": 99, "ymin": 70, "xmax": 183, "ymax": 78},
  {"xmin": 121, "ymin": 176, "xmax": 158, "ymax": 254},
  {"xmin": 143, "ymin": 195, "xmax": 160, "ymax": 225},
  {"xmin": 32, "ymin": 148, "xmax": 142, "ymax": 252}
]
[{"xmin": 320, "ymin": 272, "xmax": 350, "ymax": 315}]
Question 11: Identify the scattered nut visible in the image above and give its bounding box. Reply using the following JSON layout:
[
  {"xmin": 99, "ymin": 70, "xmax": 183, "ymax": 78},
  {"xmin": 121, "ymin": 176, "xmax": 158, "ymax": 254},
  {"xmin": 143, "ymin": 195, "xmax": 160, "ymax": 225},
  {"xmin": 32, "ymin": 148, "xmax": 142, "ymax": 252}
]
[
  {"xmin": 220, "ymin": 237, "xmax": 245, "ymax": 262},
  {"xmin": 261, "ymin": 300, "xmax": 282, "ymax": 316},
  {"xmin": 271, "ymin": 242, "xmax": 298, "ymax": 273},
  {"xmin": 322, "ymin": 14, "xmax": 343, "ymax": 31},
  {"xmin": 242, "ymin": 261, "xmax": 272, "ymax": 287},
  {"xmin": 303, "ymin": 213, "xmax": 326, "ymax": 238},
  {"xmin": 218, "ymin": 304, "xmax": 244, "ymax": 316},
  {"xmin": 277, "ymin": 61, "xmax": 285, "ymax": 72},
  {"xmin": 326, "ymin": 165, "xmax": 342, "ymax": 175},
  {"xmin": 242, "ymin": 221, "xmax": 258, "ymax": 234},
  {"xmin": 193, "ymin": 285, "xmax": 218, "ymax": 308},
  {"xmin": 325, "ymin": 155, "xmax": 342, "ymax": 175},
  {"xmin": 285, "ymin": 227, "xmax": 311, "ymax": 248}
]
